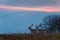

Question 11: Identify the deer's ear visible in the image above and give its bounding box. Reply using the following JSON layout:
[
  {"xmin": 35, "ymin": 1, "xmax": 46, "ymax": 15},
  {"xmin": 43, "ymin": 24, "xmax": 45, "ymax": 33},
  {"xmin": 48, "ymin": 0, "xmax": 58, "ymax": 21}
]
[{"xmin": 31, "ymin": 24, "xmax": 33, "ymax": 26}]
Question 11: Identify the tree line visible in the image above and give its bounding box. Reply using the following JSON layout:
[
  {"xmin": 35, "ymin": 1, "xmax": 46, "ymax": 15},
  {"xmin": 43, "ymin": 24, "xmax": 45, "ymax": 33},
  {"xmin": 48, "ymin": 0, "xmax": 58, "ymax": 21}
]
[{"xmin": 29, "ymin": 15, "xmax": 60, "ymax": 34}]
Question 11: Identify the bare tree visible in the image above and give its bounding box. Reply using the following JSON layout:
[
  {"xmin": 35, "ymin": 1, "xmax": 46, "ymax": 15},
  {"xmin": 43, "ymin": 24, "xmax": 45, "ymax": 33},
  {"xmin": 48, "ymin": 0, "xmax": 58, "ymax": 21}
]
[{"xmin": 43, "ymin": 15, "xmax": 60, "ymax": 33}]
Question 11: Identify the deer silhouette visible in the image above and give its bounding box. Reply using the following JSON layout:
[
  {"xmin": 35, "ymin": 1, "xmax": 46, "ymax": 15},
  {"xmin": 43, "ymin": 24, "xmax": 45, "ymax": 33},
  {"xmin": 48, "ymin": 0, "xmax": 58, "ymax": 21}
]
[
  {"xmin": 28, "ymin": 24, "xmax": 37, "ymax": 34},
  {"xmin": 37, "ymin": 23, "xmax": 48, "ymax": 35}
]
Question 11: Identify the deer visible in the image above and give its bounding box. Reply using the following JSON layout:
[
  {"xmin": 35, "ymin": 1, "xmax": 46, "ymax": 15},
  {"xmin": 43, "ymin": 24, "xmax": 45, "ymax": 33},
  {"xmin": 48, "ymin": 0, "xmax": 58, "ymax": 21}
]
[
  {"xmin": 28, "ymin": 24, "xmax": 37, "ymax": 34},
  {"xmin": 36, "ymin": 23, "xmax": 48, "ymax": 36}
]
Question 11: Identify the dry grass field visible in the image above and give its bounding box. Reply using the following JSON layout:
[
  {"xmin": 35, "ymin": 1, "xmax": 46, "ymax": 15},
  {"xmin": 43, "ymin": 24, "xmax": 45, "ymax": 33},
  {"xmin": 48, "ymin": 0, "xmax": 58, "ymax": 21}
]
[{"xmin": 0, "ymin": 33, "xmax": 60, "ymax": 40}]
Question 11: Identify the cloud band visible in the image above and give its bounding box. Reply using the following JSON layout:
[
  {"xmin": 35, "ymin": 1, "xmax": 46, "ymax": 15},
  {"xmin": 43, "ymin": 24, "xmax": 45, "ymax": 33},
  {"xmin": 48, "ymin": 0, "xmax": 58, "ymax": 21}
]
[{"xmin": 0, "ymin": 5, "xmax": 60, "ymax": 12}]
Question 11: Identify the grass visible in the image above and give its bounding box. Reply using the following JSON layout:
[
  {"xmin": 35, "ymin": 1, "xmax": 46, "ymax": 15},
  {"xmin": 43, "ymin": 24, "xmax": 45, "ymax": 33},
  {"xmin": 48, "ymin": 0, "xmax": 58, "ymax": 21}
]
[{"xmin": 0, "ymin": 33, "xmax": 60, "ymax": 40}]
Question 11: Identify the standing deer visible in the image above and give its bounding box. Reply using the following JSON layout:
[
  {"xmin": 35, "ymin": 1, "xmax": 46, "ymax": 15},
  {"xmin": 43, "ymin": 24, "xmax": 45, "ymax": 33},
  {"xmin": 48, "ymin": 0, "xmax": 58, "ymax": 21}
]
[
  {"xmin": 37, "ymin": 23, "xmax": 48, "ymax": 35},
  {"xmin": 28, "ymin": 24, "xmax": 37, "ymax": 34}
]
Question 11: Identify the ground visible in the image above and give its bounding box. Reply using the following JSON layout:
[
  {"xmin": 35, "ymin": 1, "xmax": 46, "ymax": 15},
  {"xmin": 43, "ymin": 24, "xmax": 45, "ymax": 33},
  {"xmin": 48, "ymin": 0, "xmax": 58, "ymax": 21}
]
[{"xmin": 0, "ymin": 33, "xmax": 60, "ymax": 40}]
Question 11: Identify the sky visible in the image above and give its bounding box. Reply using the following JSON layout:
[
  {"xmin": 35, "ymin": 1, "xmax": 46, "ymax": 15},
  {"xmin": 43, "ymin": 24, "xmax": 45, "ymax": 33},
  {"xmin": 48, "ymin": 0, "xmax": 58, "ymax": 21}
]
[{"xmin": 0, "ymin": 0, "xmax": 60, "ymax": 34}]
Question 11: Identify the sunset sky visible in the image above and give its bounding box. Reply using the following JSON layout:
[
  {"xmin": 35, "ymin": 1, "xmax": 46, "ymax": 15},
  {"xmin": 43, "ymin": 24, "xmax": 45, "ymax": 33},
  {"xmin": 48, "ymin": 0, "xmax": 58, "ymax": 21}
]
[{"xmin": 0, "ymin": 0, "xmax": 60, "ymax": 33}]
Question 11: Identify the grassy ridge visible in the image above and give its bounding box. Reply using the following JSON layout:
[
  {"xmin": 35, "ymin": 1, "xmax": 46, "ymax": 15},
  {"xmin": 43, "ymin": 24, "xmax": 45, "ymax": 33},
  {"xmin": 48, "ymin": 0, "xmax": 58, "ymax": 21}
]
[{"xmin": 0, "ymin": 34, "xmax": 60, "ymax": 40}]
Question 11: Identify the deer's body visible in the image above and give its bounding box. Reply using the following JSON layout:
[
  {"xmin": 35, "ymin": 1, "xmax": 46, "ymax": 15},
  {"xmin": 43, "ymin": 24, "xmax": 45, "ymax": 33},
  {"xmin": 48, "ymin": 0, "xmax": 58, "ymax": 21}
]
[{"xmin": 38, "ymin": 29, "xmax": 47, "ymax": 35}]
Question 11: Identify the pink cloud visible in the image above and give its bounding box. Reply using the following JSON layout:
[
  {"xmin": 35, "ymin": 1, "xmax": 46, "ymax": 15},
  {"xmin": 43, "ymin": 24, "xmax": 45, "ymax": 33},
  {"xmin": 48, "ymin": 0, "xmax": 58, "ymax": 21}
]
[{"xmin": 0, "ymin": 5, "xmax": 60, "ymax": 12}]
